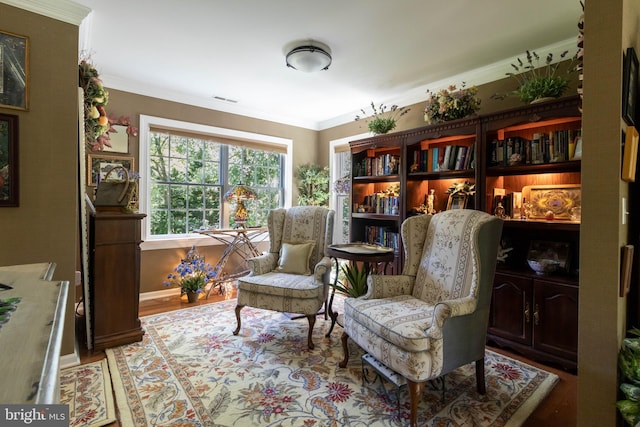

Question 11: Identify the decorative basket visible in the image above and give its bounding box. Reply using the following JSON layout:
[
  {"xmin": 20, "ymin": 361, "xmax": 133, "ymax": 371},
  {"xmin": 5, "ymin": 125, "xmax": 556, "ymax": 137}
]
[{"xmin": 94, "ymin": 165, "xmax": 135, "ymax": 207}]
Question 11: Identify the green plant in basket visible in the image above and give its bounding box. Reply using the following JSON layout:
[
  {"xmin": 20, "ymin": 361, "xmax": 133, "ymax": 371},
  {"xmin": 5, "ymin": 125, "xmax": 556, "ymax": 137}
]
[
  {"xmin": 330, "ymin": 262, "xmax": 369, "ymax": 298},
  {"xmin": 618, "ymin": 327, "xmax": 640, "ymax": 425}
]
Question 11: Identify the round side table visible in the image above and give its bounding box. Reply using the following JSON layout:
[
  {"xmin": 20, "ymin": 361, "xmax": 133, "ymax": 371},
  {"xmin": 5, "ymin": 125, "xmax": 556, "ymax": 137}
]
[{"xmin": 325, "ymin": 244, "xmax": 395, "ymax": 337}]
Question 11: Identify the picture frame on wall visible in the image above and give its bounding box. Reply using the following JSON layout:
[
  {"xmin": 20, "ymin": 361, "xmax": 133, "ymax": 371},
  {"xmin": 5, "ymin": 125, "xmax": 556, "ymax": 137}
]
[
  {"xmin": 622, "ymin": 47, "xmax": 638, "ymax": 126},
  {"xmin": 87, "ymin": 154, "xmax": 134, "ymax": 186},
  {"xmin": 622, "ymin": 126, "xmax": 639, "ymax": 182},
  {"xmin": 102, "ymin": 124, "xmax": 130, "ymax": 153},
  {"xmin": 0, "ymin": 113, "xmax": 18, "ymax": 206},
  {"xmin": 0, "ymin": 30, "xmax": 29, "ymax": 110}
]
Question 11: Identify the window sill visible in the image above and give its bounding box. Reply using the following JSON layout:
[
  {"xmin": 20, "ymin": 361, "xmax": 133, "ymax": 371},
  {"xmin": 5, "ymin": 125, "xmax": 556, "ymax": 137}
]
[{"xmin": 141, "ymin": 235, "xmax": 231, "ymax": 251}]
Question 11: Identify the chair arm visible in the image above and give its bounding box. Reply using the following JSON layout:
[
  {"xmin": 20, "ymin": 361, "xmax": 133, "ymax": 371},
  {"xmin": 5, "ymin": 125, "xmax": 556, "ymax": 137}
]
[
  {"xmin": 366, "ymin": 274, "xmax": 414, "ymax": 299},
  {"xmin": 426, "ymin": 296, "xmax": 476, "ymax": 339},
  {"xmin": 313, "ymin": 256, "xmax": 332, "ymax": 281},
  {"xmin": 247, "ymin": 253, "xmax": 278, "ymax": 275}
]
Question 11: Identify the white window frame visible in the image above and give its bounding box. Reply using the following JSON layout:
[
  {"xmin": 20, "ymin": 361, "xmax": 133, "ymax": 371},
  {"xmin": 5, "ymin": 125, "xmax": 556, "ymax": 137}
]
[
  {"xmin": 329, "ymin": 133, "xmax": 368, "ymax": 244},
  {"xmin": 138, "ymin": 115, "xmax": 293, "ymax": 250}
]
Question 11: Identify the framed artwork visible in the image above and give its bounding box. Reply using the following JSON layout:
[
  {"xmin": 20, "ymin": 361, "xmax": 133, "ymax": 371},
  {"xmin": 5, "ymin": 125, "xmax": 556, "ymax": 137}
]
[
  {"xmin": 521, "ymin": 184, "xmax": 581, "ymax": 220},
  {"xmin": 0, "ymin": 30, "xmax": 29, "ymax": 110},
  {"xmin": 103, "ymin": 124, "xmax": 130, "ymax": 153},
  {"xmin": 623, "ymin": 47, "xmax": 638, "ymax": 126},
  {"xmin": 447, "ymin": 193, "xmax": 468, "ymax": 210},
  {"xmin": 621, "ymin": 245, "xmax": 634, "ymax": 297},
  {"xmin": 87, "ymin": 154, "xmax": 134, "ymax": 186},
  {"xmin": 622, "ymin": 126, "xmax": 639, "ymax": 182},
  {"xmin": 0, "ymin": 113, "xmax": 18, "ymax": 206}
]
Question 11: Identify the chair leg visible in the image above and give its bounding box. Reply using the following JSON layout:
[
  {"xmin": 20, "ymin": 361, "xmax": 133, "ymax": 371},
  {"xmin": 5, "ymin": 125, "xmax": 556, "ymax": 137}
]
[
  {"xmin": 475, "ymin": 357, "xmax": 486, "ymax": 394},
  {"xmin": 306, "ymin": 315, "xmax": 315, "ymax": 350},
  {"xmin": 407, "ymin": 380, "xmax": 426, "ymax": 427},
  {"xmin": 338, "ymin": 332, "xmax": 349, "ymax": 368},
  {"xmin": 232, "ymin": 305, "xmax": 244, "ymax": 336}
]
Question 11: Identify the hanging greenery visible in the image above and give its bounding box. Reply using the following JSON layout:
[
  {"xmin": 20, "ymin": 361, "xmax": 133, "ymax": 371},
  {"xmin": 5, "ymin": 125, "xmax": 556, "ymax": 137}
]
[
  {"xmin": 79, "ymin": 60, "xmax": 110, "ymax": 151},
  {"xmin": 297, "ymin": 163, "xmax": 329, "ymax": 206}
]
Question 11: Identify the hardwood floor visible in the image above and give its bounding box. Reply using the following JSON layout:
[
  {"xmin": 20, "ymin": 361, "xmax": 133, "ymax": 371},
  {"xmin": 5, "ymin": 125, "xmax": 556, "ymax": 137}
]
[{"xmin": 78, "ymin": 289, "xmax": 577, "ymax": 426}]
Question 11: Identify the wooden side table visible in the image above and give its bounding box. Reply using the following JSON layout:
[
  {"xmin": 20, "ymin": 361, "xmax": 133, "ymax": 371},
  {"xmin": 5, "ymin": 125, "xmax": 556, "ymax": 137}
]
[{"xmin": 325, "ymin": 244, "xmax": 395, "ymax": 337}]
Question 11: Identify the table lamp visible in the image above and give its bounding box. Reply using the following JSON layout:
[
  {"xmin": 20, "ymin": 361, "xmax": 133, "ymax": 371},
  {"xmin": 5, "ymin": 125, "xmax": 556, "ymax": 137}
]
[{"xmin": 224, "ymin": 184, "xmax": 257, "ymax": 227}]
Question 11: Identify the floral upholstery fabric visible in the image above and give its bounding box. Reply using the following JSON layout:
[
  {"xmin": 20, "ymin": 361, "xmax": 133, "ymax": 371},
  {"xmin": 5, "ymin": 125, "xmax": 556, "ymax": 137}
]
[
  {"xmin": 343, "ymin": 209, "xmax": 502, "ymax": 383},
  {"xmin": 237, "ymin": 206, "xmax": 334, "ymax": 316}
]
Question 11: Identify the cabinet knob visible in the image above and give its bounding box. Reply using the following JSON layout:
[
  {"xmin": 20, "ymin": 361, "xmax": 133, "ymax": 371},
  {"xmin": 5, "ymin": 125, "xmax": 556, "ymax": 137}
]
[
  {"xmin": 534, "ymin": 304, "xmax": 540, "ymax": 325},
  {"xmin": 524, "ymin": 302, "xmax": 530, "ymax": 323}
]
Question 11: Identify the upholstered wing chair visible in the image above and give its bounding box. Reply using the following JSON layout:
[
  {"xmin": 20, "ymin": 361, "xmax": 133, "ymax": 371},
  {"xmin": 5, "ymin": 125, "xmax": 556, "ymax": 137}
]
[
  {"xmin": 233, "ymin": 206, "xmax": 334, "ymax": 350},
  {"xmin": 339, "ymin": 209, "xmax": 502, "ymax": 427}
]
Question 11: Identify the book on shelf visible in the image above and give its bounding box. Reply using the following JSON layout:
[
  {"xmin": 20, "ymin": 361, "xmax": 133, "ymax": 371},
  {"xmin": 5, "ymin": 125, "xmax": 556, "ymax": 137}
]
[{"xmin": 488, "ymin": 129, "xmax": 581, "ymax": 167}]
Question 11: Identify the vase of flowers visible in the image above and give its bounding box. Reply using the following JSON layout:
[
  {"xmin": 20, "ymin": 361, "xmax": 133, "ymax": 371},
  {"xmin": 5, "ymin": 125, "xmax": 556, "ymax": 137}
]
[
  {"xmin": 355, "ymin": 102, "xmax": 411, "ymax": 135},
  {"xmin": 424, "ymin": 83, "xmax": 481, "ymax": 124},
  {"xmin": 163, "ymin": 246, "xmax": 217, "ymax": 302},
  {"xmin": 493, "ymin": 50, "xmax": 576, "ymax": 104}
]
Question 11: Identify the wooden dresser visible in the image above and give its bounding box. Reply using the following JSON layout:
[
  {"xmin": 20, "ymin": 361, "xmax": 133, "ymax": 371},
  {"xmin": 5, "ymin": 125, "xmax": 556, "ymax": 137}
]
[
  {"xmin": 89, "ymin": 210, "xmax": 145, "ymax": 351},
  {"xmin": 0, "ymin": 263, "xmax": 68, "ymax": 403}
]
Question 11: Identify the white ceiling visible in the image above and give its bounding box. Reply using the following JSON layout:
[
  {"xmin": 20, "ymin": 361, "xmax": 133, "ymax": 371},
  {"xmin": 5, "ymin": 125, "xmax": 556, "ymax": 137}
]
[{"xmin": 69, "ymin": 0, "xmax": 581, "ymax": 130}]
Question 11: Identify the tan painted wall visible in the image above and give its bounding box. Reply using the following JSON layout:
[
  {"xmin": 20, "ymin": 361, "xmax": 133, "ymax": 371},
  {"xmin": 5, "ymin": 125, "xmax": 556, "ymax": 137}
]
[
  {"xmin": 0, "ymin": 4, "xmax": 79, "ymax": 356},
  {"xmin": 578, "ymin": 1, "xmax": 640, "ymax": 425},
  {"xmin": 104, "ymin": 89, "xmax": 316, "ymax": 293}
]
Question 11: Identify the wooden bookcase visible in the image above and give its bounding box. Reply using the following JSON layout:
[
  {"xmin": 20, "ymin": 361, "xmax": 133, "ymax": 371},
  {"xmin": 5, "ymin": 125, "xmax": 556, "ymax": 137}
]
[{"xmin": 348, "ymin": 95, "xmax": 581, "ymax": 369}]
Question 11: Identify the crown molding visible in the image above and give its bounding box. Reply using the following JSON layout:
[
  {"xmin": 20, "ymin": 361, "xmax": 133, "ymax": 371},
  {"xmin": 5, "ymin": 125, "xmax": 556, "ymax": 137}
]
[{"xmin": 0, "ymin": 0, "xmax": 90, "ymax": 26}]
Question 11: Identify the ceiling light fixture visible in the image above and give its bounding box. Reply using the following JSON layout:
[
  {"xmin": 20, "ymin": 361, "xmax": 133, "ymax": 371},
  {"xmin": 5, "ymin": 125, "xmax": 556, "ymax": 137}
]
[{"xmin": 286, "ymin": 43, "xmax": 332, "ymax": 73}]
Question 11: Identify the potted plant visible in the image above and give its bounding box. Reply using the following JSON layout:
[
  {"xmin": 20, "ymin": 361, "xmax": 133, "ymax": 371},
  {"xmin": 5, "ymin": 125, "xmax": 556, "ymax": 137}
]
[
  {"xmin": 330, "ymin": 262, "xmax": 369, "ymax": 298},
  {"xmin": 494, "ymin": 50, "xmax": 576, "ymax": 104},
  {"xmin": 163, "ymin": 246, "xmax": 217, "ymax": 302},
  {"xmin": 424, "ymin": 83, "xmax": 481, "ymax": 124},
  {"xmin": 618, "ymin": 327, "xmax": 640, "ymax": 425},
  {"xmin": 355, "ymin": 102, "xmax": 411, "ymax": 135}
]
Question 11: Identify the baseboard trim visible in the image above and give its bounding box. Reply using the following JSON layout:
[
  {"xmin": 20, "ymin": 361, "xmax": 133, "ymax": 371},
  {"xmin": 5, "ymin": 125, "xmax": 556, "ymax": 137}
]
[
  {"xmin": 60, "ymin": 348, "xmax": 80, "ymax": 369},
  {"xmin": 140, "ymin": 288, "xmax": 181, "ymax": 302}
]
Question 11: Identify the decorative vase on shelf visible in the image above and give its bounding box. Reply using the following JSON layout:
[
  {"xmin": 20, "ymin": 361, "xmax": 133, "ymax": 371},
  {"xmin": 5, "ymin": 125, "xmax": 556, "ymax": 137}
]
[{"xmin": 186, "ymin": 291, "xmax": 199, "ymax": 303}]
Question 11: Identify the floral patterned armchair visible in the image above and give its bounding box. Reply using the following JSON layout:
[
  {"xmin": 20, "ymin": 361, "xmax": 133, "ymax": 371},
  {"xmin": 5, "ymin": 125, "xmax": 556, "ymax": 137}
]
[
  {"xmin": 339, "ymin": 209, "xmax": 502, "ymax": 426},
  {"xmin": 233, "ymin": 206, "xmax": 334, "ymax": 350}
]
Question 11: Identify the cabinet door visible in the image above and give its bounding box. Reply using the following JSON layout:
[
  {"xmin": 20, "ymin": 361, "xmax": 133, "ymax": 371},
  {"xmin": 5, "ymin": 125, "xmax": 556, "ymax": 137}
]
[
  {"xmin": 532, "ymin": 279, "xmax": 579, "ymax": 361},
  {"xmin": 488, "ymin": 272, "xmax": 532, "ymax": 345}
]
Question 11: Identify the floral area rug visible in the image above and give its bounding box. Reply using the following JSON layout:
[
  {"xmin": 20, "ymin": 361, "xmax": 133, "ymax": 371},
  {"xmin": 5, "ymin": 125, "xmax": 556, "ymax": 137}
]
[
  {"xmin": 60, "ymin": 358, "xmax": 116, "ymax": 427},
  {"xmin": 106, "ymin": 299, "xmax": 558, "ymax": 426}
]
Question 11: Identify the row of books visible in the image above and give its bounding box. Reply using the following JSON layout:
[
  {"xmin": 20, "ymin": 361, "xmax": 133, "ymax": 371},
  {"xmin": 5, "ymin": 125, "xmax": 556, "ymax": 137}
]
[
  {"xmin": 360, "ymin": 193, "xmax": 399, "ymax": 215},
  {"xmin": 410, "ymin": 143, "xmax": 475, "ymax": 173},
  {"xmin": 354, "ymin": 153, "xmax": 400, "ymax": 177},
  {"xmin": 489, "ymin": 130, "xmax": 581, "ymax": 167},
  {"xmin": 363, "ymin": 225, "xmax": 399, "ymax": 251}
]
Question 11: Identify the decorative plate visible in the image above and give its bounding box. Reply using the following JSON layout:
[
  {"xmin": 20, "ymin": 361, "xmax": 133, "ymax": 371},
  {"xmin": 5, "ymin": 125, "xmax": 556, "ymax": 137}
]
[{"xmin": 522, "ymin": 184, "xmax": 581, "ymax": 220}]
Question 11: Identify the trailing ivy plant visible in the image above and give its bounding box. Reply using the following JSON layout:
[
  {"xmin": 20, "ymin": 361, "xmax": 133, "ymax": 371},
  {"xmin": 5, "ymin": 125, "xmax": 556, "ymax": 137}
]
[{"xmin": 297, "ymin": 163, "xmax": 329, "ymax": 206}]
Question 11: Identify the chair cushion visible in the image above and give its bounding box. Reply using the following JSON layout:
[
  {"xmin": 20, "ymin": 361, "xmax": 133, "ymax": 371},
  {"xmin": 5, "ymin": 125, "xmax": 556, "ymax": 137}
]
[
  {"xmin": 344, "ymin": 295, "xmax": 435, "ymax": 352},
  {"xmin": 238, "ymin": 271, "xmax": 321, "ymax": 299},
  {"xmin": 276, "ymin": 241, "xmax": 315, "ymax": 275}
]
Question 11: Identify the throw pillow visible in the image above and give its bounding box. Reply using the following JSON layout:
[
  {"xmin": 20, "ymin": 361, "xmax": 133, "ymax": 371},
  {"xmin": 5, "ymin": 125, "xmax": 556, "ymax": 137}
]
[{"xmin": 276, "ymin": 241, "xmax": 316, "ymax": 275}]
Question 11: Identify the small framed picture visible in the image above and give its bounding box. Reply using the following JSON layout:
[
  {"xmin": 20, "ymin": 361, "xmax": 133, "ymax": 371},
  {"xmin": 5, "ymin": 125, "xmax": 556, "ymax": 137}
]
[
  {"xmin": 447, "ymin": 193, "xmax": 468, "ymax": 210},
  {"xmin": 87, "ymin": 154, "xmax": 134, "ymax": 186},
  {"xmin": 0, "ymin": 113, "xmax": 18, "ymax": 206},
  {"xmin": 0, "ymin": 30, "xmax": 29, "ymax": 110},
  {"xmin": 102, "ymin": 124, "xmax": 129, "ymax": 153},
  {"xmin": 622, "ymin": 47, "xmax": 638, "ymax": 126},
  {"xmin": 622, "ymin": 126, "xmax": 639, "ymax": 182}
]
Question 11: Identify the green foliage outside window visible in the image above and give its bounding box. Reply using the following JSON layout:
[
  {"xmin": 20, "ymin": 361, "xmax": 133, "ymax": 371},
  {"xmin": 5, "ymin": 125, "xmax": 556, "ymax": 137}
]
[
  {"xmin": 148, "ymin": 132, "xmax": 283, "ymax": 235},
  {"xmin": 297, "ymin": 163, "xmax": 329, "ymax": 206}
]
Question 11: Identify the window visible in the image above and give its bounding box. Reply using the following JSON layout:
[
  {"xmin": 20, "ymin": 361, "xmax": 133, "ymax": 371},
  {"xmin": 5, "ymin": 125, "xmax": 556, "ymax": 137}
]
[{"xmin": 139, "ymin": 115, "xmax": 292, "ymax": 246}]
